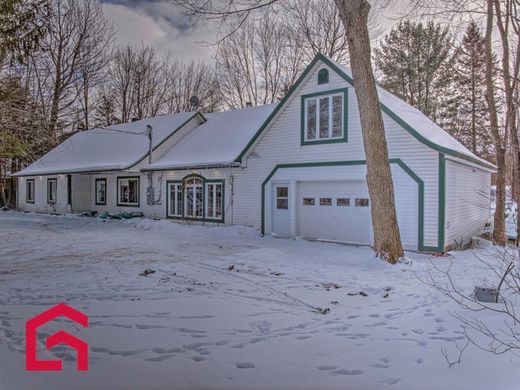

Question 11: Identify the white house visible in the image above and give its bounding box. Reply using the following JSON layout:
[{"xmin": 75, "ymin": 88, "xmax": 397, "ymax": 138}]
[{"xmin": 14, "ymin": 54, "xmax": 494, "ymax": 252}]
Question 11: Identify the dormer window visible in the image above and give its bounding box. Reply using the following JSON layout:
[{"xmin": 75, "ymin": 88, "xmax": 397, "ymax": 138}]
[
  {"xmin": 318, "ymin": 68, "xmax": 329, "ymax": 84},
  {"xmin": 301, "ymin": 88, "xmax": 348, "ymax": 145}
]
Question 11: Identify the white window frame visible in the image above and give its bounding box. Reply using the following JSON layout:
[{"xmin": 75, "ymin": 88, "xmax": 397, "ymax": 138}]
[
  {"xmin": 184, "ymin": 177, "xmax": 203, "ymax": 219},
  {"xmin": 303, "ymin": 91, "xmax": 345, "ymax": 143},
  {"xmin": 167, "ymin": 182, "xmax": 183, "ymax": 217},
  {"xmin": 117, "ymin": 177, "xmax": 139, "ymax": 207},
  {"xmin": 205, "ymin": 182, "xmax": 224, "ymax": 220}
]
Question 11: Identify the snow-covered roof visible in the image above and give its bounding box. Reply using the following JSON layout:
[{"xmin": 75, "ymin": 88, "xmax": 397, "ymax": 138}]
[
  {"xmin": 14, "ymin": 112, "xmax": 198, "ymax": 176},
  {"xmin": 147, "ymin": 104, "xmax": 277, "ymax": 170},
  {"xmin": 327, "ymin": 57, "xmax": 494, "ymax": 169}
]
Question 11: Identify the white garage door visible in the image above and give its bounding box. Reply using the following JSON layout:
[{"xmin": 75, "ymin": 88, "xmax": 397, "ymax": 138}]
[{"xmin": 297, "ymin": 181, "xmax": 371, "ymax": 244}]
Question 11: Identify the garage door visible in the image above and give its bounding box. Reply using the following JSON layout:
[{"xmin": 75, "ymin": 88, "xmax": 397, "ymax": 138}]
[{"xmin": 297, "ymin": 181, "xmax": 371, "ymax": 244}]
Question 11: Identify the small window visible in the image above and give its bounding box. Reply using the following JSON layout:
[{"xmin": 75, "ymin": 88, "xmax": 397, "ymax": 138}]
[
  {"xmin": 47, "ymin": 178, "xmax": 57, "ymax": 204},
  {"xmin": 355, "ymin": 198, "xmax": 369, "ymax": 207},
  {"xmin": 206, "ymin": 182, "xmax": 224, "ymax": 220},
  {"xmin": 118, "ymin": 177, "xmax": 139, "ymax": 206},
  {"xmin": 337, "ymin": 198, "xmax": 350, "ymax": 206},
  {"xmin": 26, "ymin": 179, "xmax": 35, "ymax": 203},
  {"xmin": 303, "ymin": 197, "xmax": 315, "ymax": 206},
  {"xmin": 276, "ymin": 186, "xmax": 288, "ymax": 210},
  {"xmin": 318, "ymin": 68, "xmax": 329, "ymax": 84},
  {"xmin": 320, "ymin": 198, "xmax": 332, "ymax": 206},
  {"xmin": 95, "ymin": 178, "xmax": 106, "ymax": 205}
]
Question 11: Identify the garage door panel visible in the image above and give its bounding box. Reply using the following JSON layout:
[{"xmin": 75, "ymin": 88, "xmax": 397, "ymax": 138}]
[{"xmin": 297, "ymin": 181, "xmax": 371, "ymax": 244}]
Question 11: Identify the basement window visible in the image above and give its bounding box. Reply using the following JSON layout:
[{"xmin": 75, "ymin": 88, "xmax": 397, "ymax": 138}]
[
  {"xmin": 95, "ymin": 178, "xmax": 107, "ymax": 206},
  {"xmin": 117, "ymin": 177, "xmax": 139, "ymax": 207},
  {"xmin": 26, "ymin": 179, "xmax": 35, "ymax": 203},
  {"xmin": 47, "ymin": 178, "xmax": 57, "ymax": 204}
]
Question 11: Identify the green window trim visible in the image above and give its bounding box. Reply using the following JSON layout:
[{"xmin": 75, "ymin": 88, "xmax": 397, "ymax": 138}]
[
  {"xmin": 116, "ymin": 176, "xmax": 140, "ymax": 207},
  {"xmin": 317, "ymin": 68, "xmax": 329, "ymax": 84},
  {"xmin": 235, "ymin": 53, "xmax": 494, "ymax": 172},
  {"xmin": 26, "ymin": 179, "xmax": 35, "ymax": 203},
  {"xmin": 165, "ymin": 175, "xmax": 225, "ymax": 224},
  {"xmin": 47, "ymin": 178, "xmax": 57, "ymax": 204},
  {"xmin": 95, "ymin": 178, "xmax": 107, "ymax": 206},
  {"xmin": 300, "ymin": 88, "xmax": 349, "ymax": 146},
  {"xmin": 260, "ymin": 157, "xmax": 446, "ymax": 253}
]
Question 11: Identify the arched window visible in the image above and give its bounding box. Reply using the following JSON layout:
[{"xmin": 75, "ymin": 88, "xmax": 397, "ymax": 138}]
[
  {"xmin": 318, "ymin": 68, "xmax": 329, "ymax": 85},
  {"xmin": 184, "ymin": 177, "xmax": 203, "ymax": 218},
  {"xmin": 166, "ymin": 175, "xmax": 225, "ymax": 222}
]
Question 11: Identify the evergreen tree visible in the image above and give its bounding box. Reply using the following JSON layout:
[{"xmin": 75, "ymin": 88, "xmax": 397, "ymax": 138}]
[
  {"xmin": 442, "ymin": 21, "xmax": 494, "ymax": 161},
  {"xmin": 374, "ymin": 20, "xmax": 453, "ymax": 122}
]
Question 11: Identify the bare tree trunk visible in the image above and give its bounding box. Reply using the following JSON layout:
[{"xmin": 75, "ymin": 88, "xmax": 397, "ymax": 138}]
[
  {"xmin": 334, "ymin": 0, "xmax": 404, "ymax": 262},
  {"xmin": 485, "ymin": 0, "xmax": 507, "ymax": 245}
]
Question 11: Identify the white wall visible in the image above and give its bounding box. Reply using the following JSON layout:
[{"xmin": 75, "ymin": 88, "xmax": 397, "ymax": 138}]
[
  {"xmin": 85, "ymin": 168, "xmax": 234, "ymax": 224},
  {"xmin": 231, "ymin": 60, "xmax": 441, "ymax": 249},
  {"xmin": 445, "ymin": 158, "xmax": 491, "ymax": 247},
  {"xmin": 17, "ymin": 175, "xmax": 69, "ymax": 214}
]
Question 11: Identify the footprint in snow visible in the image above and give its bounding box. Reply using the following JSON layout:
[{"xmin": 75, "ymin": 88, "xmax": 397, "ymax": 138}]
[
  {"xmin": 316, "ymin": 366, "xmax": 338, "ymax": 371},
  {"xmin": 236, "ymin": 362, "xmax": 255, "ymax": 369},
  {"xmin": 434, "ymin": 317, "xmax": 444, "ymax": 323},
  {"xmin": 192, "ymin": 356, "xmax": 205, "ymax": 362},
  {"xmin": 330, "ymin": 369, "xmax": 364, "ymax": 376},
  {"xmin": 381, "ymin": 378, "xmax": 402, "ymax": 385}
]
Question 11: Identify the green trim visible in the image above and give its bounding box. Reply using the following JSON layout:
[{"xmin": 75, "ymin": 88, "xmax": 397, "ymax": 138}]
[
  {"xmin": 26, "ymin": 179, "xmax": 35, "ymax": 203},
  {"xmin": 116, "ymin": 176, "xmax": 140, "ymax": 208},
  {"xmin": 47, "ymin": 178, "xmax": 57, "ymax": 204},
  {"xmin": 165, "ymin": 174, "xmax": 225, "ymax": 224},
  {"xmin": 438, "ymin": 153, "xmax": 446, "ymax": 251},
  {"xmin": 317, "ymin": 68, "xmax": 329, "ymax": 84},
  {"xmin": 95, "ymin": 178, "xmax": 107, "ymax": 206},
  {"xmin": 300, "ymin": 88, "xmax": 349, "ymax": 146},
  {"xmin": 260, "ymin": 159, "xmax": 446, "ymax": 252},
  {"xmin": 235, "ymin": 53, "xmax": 495, "ymax": 171}
]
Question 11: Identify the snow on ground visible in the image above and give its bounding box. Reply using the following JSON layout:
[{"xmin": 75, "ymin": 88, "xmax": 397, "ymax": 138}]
[{"xmin": 0, "ymin": 212, "xmax": 518, "ymax": 390}]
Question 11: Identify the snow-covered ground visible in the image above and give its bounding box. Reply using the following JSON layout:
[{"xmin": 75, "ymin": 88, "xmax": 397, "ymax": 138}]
[{"xmin": 0, "ymin": 212, "xmax": 518, "ymax": 390}]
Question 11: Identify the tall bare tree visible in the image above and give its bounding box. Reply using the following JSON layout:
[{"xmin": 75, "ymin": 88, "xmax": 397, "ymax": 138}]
[
  {"xmin": 486, "ymin": 0, "xmax": 508, "ymax": 245},
  {"xmin": 27, "ymin": 0, "xmax": 113, "ymax": 138},
  {"xmin": 174, "ymin": 0, "xmax": 405, "ymax": 261},
  {"xmin": 215, "ymin": 17, "xmax": 304, "ymax": 108}
]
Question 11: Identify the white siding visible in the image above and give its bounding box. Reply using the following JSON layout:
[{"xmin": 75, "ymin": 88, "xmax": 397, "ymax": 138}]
[
  {"xmin": 83, "ymin": 168, "xmax": 234, "ymax": 224},
  {"xmin": 445, "ymin": 158, "xmax": 491, "ymax": 247},
  {"xmin": 232, "ymin": 60, "xmax": 440, "ymax": 249},
  {"xmin": 17, "ymin": 175, "xmax": 69, "ymax": 214}
]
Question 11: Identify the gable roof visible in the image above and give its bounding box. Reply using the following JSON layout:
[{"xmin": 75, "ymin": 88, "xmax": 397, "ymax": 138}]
[
  {"xmin": 146, "ymin": 104, "xmax": 277, "ymax": 171},
  {"xmin": 13, "ymin": 112, "xmax": 201, "ymax": 176},
  {"xmin": 236, "ymin": 53, "xmax": 495, "ymax": 171}
]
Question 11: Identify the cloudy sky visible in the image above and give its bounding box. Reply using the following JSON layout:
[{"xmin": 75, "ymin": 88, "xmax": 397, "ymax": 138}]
[
  {"xmin": 100, "ymin": 0, "xmax": 411, "ymax": 63},
  {"xmin": 101, "ymin": 0, "xmax": 220, "ymax": 61}
]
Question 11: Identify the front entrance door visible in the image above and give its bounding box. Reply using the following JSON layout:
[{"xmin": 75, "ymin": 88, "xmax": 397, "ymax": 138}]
[{"xmin": 271, "ymin": 183, "xmax": 290, "ymax": 236}]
